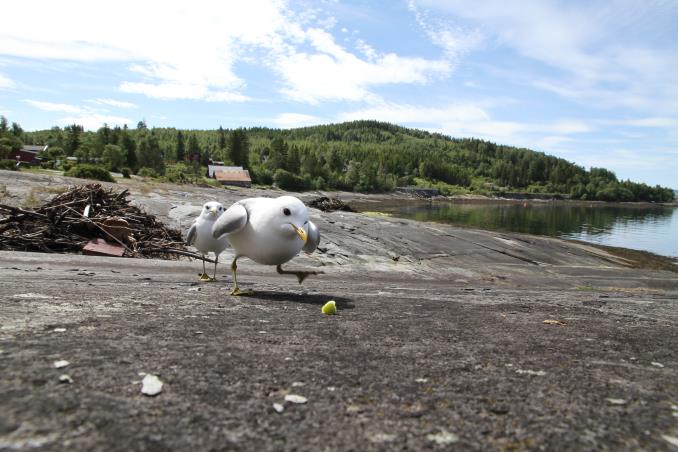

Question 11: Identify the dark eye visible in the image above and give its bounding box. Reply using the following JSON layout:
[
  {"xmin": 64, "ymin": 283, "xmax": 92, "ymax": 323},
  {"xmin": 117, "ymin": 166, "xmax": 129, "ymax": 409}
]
[
  {"xmin": 283, "ymin": 207, "xmax": 291, "ymax": 216},
  {"xmin": 205, "ymin": 206, "xmax": 209, "ymax": 210}
]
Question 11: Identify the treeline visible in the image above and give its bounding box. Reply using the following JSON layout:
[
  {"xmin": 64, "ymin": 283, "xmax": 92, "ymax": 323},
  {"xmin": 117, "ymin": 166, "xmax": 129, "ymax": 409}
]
[{"xmin": 6, "ymin": 116, "xmax": 675, "ymax": 203}]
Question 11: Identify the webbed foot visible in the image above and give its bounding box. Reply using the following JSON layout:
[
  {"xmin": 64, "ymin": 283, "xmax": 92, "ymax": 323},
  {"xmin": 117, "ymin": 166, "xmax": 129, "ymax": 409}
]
[
  {"xmin": 198, "ymin": 273, "xmax": 213, "ymax": 281},
  {"xmin": 276, "ymin": 265, "xmax": 324, "ymax": 284},
  {"xmin": 294, "ymin": 270, "xmax": 322, "ymax": 284},
  {"xmin": 230, "ymin": 287, "xmax": 254, "ymax": 296}
]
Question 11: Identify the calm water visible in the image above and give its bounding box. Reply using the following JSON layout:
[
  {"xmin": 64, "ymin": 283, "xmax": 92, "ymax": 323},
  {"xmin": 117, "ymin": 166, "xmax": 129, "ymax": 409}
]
[{"xmin": 353, "ymin": 200, "xmax": 678, "ymax": 258}]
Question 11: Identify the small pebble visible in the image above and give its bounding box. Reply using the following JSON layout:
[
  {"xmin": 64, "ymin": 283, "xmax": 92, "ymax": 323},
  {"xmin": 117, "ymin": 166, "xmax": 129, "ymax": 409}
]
[
  {"xmin": 415, "ymin": 378, "xmax": 428, "ymax": 383},
  {"xmin": 427, "ymin": 430, "xmax": 459, "ymax": 445},
  {"xmin": 272, "ymin": 403, "xmax": 284, "ymax": 413},
  {"xmin": 53, "ymin": 360, "xmax": 70, "ymax": 369},
  {"xmin": 58, "ymin": 374, "xmax": 73, "ymax": 384},
  {"xmin": 515, "ymin": 369, "xmax": 546, "ymax": 376},
  {"xmin": 284, "ymin": 394, "xmax": 307, "ymax": 404},
  {"xmin": 141, "ymin": 374, "xmax": 163, "ymax": 396},
  {"xmin": 651, "ymin": 362, "xmax": 665, "ymax": 368},
  {"xmin": 53, "ymin": 328, "xmax": 66, "ymax": 333},
  {"xmin": 606, "ymin": 398, "xmax": 626, "ymax": 405}
]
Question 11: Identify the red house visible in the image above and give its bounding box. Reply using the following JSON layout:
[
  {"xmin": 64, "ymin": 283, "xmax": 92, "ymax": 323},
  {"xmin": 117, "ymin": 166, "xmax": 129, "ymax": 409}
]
[{"xmin": 15, "ymin": 145, "xmax": 47, "ymax": 165}]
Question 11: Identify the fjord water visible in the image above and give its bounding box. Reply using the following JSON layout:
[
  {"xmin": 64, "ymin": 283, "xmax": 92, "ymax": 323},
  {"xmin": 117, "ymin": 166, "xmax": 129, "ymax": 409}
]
[{"xmin": 355, "ymin": 200, "xmax": 678, "ymax": 258}]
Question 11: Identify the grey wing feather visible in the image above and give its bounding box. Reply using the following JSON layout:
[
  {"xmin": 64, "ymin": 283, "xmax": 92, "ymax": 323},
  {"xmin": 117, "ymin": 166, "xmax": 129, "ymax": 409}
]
[
  {"xmin": 303, "ymin": 220, "xmax": 320, "ymax": 254},
  {"xmin": 186, "ymin": 222, "xmax": 197, "ymax": 245},
  {"xmin": 212, "ymin": 203, "xmax": 248, "ymax": 239}
]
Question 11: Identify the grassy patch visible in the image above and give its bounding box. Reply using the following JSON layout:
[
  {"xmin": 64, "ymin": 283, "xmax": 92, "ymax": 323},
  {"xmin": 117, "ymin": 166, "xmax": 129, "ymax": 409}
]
[{"xmin": 594, "ymin": 244, "xmax": 678, "ymax": 274}]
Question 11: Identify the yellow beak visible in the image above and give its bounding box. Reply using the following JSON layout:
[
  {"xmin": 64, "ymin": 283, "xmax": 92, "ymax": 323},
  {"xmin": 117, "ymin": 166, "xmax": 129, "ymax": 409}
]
[
  {"xmin": 210, "ymin": 207, "xmax": 217, "ymax": 214},
  {"xmin": 292, "ymin": 224, "xmax": 307, "ymax": 243}
]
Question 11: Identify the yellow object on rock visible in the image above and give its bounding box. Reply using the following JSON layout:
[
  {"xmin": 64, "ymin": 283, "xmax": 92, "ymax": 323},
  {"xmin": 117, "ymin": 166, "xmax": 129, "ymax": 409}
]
[{"xmin": 322, "ymin": 300, "xmax": 337, "ymax": 315}]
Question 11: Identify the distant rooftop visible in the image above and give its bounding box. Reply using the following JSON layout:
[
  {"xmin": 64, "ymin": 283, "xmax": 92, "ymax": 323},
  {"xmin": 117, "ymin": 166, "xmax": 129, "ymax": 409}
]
[
  {"xmin": 208, "ymin": 165, "xmax": 243, "ymax": 178},
  {"xmin": 21, "ymin": 145, "xmax": 48, "ymax": 153}
]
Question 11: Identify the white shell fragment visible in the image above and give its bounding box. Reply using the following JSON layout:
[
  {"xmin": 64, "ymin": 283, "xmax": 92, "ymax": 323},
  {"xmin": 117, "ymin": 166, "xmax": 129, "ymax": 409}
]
[
  {"xmin": 273, "ymin": 403, "xmax": 284, "ymax": 413},
  {"xmin": 284, "ymin": 394, "xmax": 308, "ymax": 404},
  {"xmin": 515, "ymin": 369, "xmax": 546, "ymax": 376},
  {"xmin": 427, "ymin": 430, "xmax": 459, "ymax": 445},
  {"xmin": 53, "ymin": 360, "xmax": 70, "ymax": 368},
  {"xmin": 606, "ymin": 398, "xmax": 626, "ymax": 405},
  {"xmin": 141, "ymin": 374, "xmax": 163, "ymax": 396},
  {"xmin": 58, "ymin": 374, "xmax": 73, "ymax": 384}
]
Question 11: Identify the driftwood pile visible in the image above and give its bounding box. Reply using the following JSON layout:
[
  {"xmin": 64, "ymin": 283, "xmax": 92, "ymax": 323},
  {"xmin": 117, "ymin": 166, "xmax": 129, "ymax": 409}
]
[
  {"xmin": 308, "ymin": 196, "xmax": 355, "ymax": 212},
  {"xmin": 0, "ymin": 184, "xmax": 189, "ymax": 259}
]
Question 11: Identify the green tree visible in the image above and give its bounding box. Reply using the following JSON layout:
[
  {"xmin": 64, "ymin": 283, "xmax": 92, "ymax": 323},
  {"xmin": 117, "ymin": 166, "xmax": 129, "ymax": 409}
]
[
  {"xmin": 218, "ymin": 126, "xmax": 226, "ymax": 151},
  {"xmin": 176, "ymin": 130, "xmax": 186, "ymax": 162},
  {"xmin": 0, "ymin": 116, "xmax": 8, "ymax": 134},
  {"xmin": 137, "ymin": 131, "xmax": 165, "ymax": 174},
  {"xmin": 286, "ymin": 144, "xmax": 301, "ymax": 173},
  {"xmin": 120, "ymin": 125, "xmax": 137, "ymax": 171},
  {"xmin": 41, "ymin": 146, "xmax": 66, "ymax": 168},
  {"xmin": 228, "ymin": 129, "xmax": 250, "ymax": 168},
  {"xmin": 102, "ymin": 144, "xmax": 125, "ymax": 171},
  {"xmin": 187, "ymin": 133, "xmax": 200, "ymax": 162},
  {"xmin": 267, "ymin": 137, "xmax": 287, "ymax": 170},
  {"xmin": 65, "ymin": 124, "xmax": 83, "ymax": 155}
]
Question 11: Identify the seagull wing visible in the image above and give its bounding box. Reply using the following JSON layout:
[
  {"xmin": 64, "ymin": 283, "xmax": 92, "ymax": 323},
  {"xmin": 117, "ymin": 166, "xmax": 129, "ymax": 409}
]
[
  {"xmin": 303, "ymin": 220, "xmax": 320, "ymax": 254},
  {"xmin": 213, "ymin": 203, "xmax": 248, "ymax": 239},
  {"xmin": 186, "ymin": 221, "xmax": 197, "ymax": 245}
]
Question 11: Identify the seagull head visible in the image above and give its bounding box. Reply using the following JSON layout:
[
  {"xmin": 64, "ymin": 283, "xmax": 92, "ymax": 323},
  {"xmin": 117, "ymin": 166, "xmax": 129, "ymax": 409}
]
[
  {"xmin": 275, "ymin": 196, "xmax": 309, "ymax": 243},
  {"xmin": 200, "ymin": 201, "xmax": 224, "ymax": 220}
]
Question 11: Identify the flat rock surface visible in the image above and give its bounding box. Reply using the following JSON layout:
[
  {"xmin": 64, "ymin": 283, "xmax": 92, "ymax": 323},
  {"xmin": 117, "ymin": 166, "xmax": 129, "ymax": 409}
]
[{"xmin": 1, "ymin": 170, "xmax": 677, "ymax": 450}]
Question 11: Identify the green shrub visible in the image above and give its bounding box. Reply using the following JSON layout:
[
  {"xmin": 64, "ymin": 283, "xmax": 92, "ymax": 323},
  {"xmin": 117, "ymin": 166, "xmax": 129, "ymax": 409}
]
[
  {"xmin": 0, "ymin": 160, "xmax": 18, "ymax": 171},
  {"xmin": 65, "ymin": 164, "xmax": 115, "ymax": 182},
  {"xmin": 137, "ymin": 167, "xmax": 159, "ymax": 178},
  {"xmin": 273, "ymin": 169, "xmax": 309, "ymax": 191},
  {"xmin": 121, "ymin": 167, "xmax": 131, "ymax": 178}
]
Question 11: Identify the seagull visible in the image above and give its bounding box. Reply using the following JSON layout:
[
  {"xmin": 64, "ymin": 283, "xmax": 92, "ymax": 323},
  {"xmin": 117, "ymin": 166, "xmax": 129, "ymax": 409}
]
[
  {"xmin": 212, "ymin": 195, "xmax": 321, "ymax": 295},
  {"xmin": 186, "ymin": 201, "xmax": 229, "ymax": 281}
]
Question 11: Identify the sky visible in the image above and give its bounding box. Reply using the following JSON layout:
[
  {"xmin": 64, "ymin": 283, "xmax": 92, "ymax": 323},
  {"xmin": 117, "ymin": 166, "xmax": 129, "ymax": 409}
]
[{"xmin": 1, "ymin": 0, "xmax": 677, "ymax": 188}]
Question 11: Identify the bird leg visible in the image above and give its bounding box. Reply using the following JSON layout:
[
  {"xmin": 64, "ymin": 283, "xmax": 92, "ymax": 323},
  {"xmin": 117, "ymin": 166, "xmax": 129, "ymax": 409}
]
[
  {"xmin": 211, "ymin": 256, "xmax": 219, "ymax": 281},
  {"xmin": 198, "ymin": 255, "xmax": 211, "ymax": 281},
  {"xmin": 276, "ymin": 264, "xmax": 323, "ymax": 284},
  {"xmin": 230, "ymin": 257, "xmax": 253, "ymax": 296}
]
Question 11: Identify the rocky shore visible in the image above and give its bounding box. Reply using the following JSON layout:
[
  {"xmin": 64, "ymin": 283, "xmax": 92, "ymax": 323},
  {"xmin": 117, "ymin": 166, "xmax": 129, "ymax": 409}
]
[{"xmin": 1, "ymin": 170, "xmax": 677, "ymax": 450}]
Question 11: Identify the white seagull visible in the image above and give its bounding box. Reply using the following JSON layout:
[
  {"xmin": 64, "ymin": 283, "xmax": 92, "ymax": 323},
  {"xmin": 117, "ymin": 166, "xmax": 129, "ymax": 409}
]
[
  {"xmin": 186, "ymin": 201, "xmax": 229, "ymax": 281},
  {"xmin": 212, "ymin": 195, "xmax": 321, "ymax": 295}
]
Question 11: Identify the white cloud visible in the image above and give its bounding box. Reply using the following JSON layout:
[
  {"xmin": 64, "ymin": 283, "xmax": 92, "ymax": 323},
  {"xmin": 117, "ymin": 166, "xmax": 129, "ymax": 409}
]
[
  {"xmin": 415, "ymin": 0, "xmax": 678, "ymax": 114},
  {"xmin": 613, "ymin": 117, "xmax": 678, "ymax": 128},
  {"xmin": 2, "ymin": 1, "xmax": 457, "ymax": 105},
  {"xmin": 274, "ymin": 28, "xmax": 451, "ymax": 103},
  {"xmin": 408, "ymin": 0, "xmax": 483, "ymax": 61},
  {"xmin": 0, "ymin": 73, "xmax": 14, "ymax": 89},
  {"xmin": 1, "ymin": 0, "xmax": 290, "ymax": 102},
  {"xmin": 26, "ymin": 99, "xmax": 133, "ymax": 129},
  {"xmin": 93, "ymin": 98, "xmax": 138, "ymax": 109},
  {"xmin": 58, "ymin": 114, "xmax": 132, "ymax": 131},
  {"xmin": 273, "ymin": 113, "xmax": 326, "ymax": 128},
  {"xmin": 25, "ymin": 100, "xmax": 82, "ymax": 113}
]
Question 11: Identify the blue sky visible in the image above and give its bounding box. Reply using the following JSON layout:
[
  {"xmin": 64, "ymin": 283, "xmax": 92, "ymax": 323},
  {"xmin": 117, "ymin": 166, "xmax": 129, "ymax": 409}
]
[{"xmin": 1, "ymin": 0, "xmax": 677, "ymax": 187}]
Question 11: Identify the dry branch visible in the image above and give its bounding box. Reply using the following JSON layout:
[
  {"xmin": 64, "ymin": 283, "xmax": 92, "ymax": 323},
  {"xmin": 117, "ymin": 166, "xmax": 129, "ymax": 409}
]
[{"xmin": 0, "ymin": 183, "xmax": 189, "ymax": 259}]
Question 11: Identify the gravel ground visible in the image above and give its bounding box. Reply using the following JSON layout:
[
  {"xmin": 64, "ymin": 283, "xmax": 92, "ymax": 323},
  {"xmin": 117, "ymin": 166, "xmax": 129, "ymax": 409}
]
[{"xmin": 1, "ymin": 170, "xmax": 677, "ymax": 451}]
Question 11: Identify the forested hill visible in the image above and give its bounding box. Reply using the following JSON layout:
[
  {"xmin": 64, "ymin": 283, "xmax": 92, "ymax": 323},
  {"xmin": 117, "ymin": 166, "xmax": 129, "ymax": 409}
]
[{"xmin": 7, "ymin": 117, "xmax": 676, "ymax": 202}]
